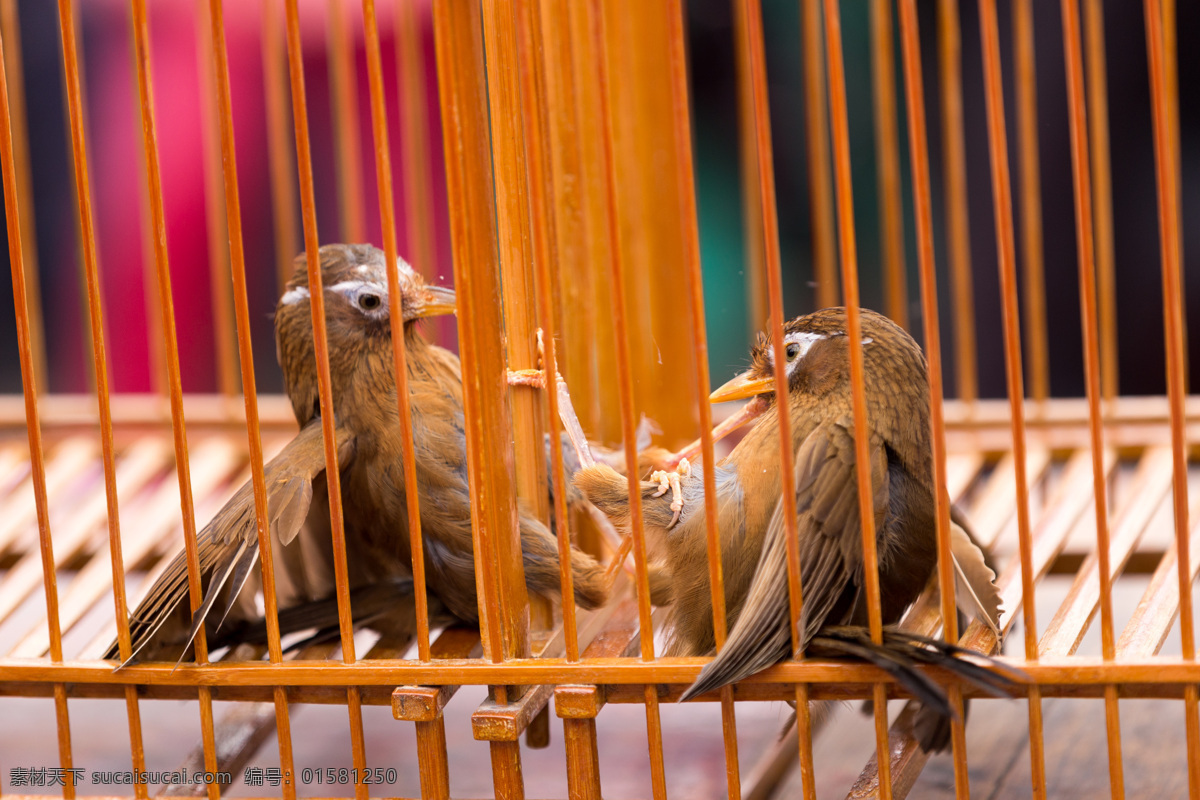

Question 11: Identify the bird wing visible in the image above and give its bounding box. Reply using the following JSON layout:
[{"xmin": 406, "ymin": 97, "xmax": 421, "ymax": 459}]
[
  {"xmin": 106, "ymin": 420, "xmax": 356, "ymax": 665},
  {"xmin": 681, "ymin": 418, "xmax": 888, "ymax": 700}
]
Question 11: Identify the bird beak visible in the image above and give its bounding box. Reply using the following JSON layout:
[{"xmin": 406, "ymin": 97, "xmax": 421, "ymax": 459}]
[
  {"xmin": 407, "ymin": 285, "xmax": 457, "ymax": 320},
  {"xmin": 709, "ymin": 370, "xmax": 775, "ymax": 403}
]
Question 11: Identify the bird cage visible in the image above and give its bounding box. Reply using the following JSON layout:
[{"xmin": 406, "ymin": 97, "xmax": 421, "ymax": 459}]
[{"xmin": 0, "ymin": 0, "xmax": 1195, "ymax": 798}]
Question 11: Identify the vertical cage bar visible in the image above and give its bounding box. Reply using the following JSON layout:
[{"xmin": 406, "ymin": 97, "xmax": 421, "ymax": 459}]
[
  {"xmin": 262, "ymin": 0, "xmax": 299, "ymax": 292},
  {"xmin": 800, "ymin": 0, "xmax": 837, "ymax": 311},
  {"xmin": 584, "ymin": 0, "xmax": 668, "ymax": 792},
  {"xmin": 733, "ymin": 0, "xmax": 766, "ymax": 324},
  {"xmin": 666, "ymin": 0, "xmax": 741, "ymax": 794},
  {"xmin": 938, "ymin": 0, "xmax": 977, "ymax": 402},
  {"xmin": 976, "ymin": 1, "xmax": 1046, "ymax": 796},
  {"xmin": 0, "ymin": 0, "xmax": 45, "ymax": 394},
  {"xmin": 128, "ymin": 3, "xmax": 222, "ymax": 794},
  {"xmin": 195, "ymin": 0, "xmax": 237, "ymax": 397},
  {"xmin": 395, "ymin": 0, "xmax": 439, "ymax": 281},
  {"xmin": 1143, "ymin": 0, "xmax": 1200, "ymax": 793},
  {"xmin": 537, "ymin": 0, "xmax": 598, "ymax": 438},
  {"xmin": 281, "ymin": 1, "xmax": 370, "ymax": 792},
  {"xmin": 207, "ymin": 0, "xmax": 296, "ymax": 794},
  {"xmin": 1012, "ymin": 0, "xmax": 1049, "ymax": 403},
  {"xmin": 871, "ymin": 0, "xmax": 907, "ymax": 329},
  {"xmin": 1161, "ymin": 0, "xmax": 1186, "ymax": 391},
  {"xmin": 565, "ymin": 0, "xmax": 619, "ymax": 444},
  {"xmin": 481, "ymin": 0, "xmax": 551, "ymax": 569},
  {"xmin": 327, "ymin": 0, "xmax": 367, "ymax": 243},
  {"xmin": 821, "ymin": 1, "xmax": 893, "ymax": 795},
  {"xmin": 430, "ymin": 12, "xmax": 535, "ymax": 797},
  {"xmin": 2, "ymin": 15, "xmax": 74, "ymax": 794},
  {"xmin": 126, "ymin": 0, "xmax": 168, "ymax": 399},
  {"xmin": 896, "ymin": 1, "xmax": 970, "ymax": 794},
  {"xmin": 737, "ymin": 0, "xmax": 814, "ymax": 796},
  {"xmin": 1059, "ymin": 0, "xmax": 1123, "ymax": 795},
  {"xmin": 512, "ymin": 0, "xmax": 580, "ymax": 660},
  {"xmin": 1083, "ymin": 0, "xmax": 1118, "ymax": 401},
  {"xmin": 360, "ymin": 0, "xmax": 433, "ymax": 661}
]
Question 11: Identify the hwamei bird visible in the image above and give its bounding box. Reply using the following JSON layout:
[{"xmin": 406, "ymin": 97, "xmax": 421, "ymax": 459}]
[
  {"xmin": 576, "ymin": 307, "xmax": 1013, "ymax": 746},
  {"xmin": 107, "ymin": 244, "xmax": 608, "ymax": 663}
]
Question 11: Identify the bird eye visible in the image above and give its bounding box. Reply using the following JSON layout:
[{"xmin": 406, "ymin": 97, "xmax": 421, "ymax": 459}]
[
  {"xmin": 785, "ymin": 342, "xmax": 800, "ymax": 362},
  {"xmin": 359, "ymin": 293, "xmax": 381, "ymax": 311}
]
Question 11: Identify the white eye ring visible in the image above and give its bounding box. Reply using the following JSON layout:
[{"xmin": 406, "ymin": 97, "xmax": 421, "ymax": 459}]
[{"xmin": 329, "ymin": 280, "xmax": 389, "ymax": 318}]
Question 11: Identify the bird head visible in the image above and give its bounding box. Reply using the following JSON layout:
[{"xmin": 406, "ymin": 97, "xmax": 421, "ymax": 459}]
[
  {"xmin": 274, "ymin": 243, "xmax": 456, "ymax": 424},
  {"xmin": 708, "ymin": 307, "xmax": 926, "ymax": 434}
]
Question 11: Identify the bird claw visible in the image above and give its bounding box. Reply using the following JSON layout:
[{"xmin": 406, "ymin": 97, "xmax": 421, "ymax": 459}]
[{"xmin": 649, "ymin": 458, "xmax": 691, "ymax": 528}]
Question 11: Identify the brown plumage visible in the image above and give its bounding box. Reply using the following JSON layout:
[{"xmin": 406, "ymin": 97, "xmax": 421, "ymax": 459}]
[
  {"xmin": 576, "ymin": 308, "xmax": 1010, "ymax": 747},
  {"xmin": 108, "ymin": 244, "xmax": 607, "ymax": 663}
]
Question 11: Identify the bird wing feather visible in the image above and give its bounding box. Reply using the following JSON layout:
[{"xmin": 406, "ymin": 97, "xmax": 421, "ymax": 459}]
[
  {"xmin": 681, "ymin": 419, "xmax": 888, "ymax": 700},
  {"xmin": 949, "ymin": 519, "xmax": 1002, "ymax": 635},
  {"xmin": 107, "ymin": 420, "xmax": 356, "ymax": 664}
]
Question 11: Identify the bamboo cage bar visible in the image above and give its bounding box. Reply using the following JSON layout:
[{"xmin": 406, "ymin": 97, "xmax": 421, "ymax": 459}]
[
  {"xmin": 328, "ymin": 0, "xmax": 367, "ymax": 244},
  {"xmin": 537, "ymin": 0, "xmax": 598, "ymax": 440},
  {"xmin": 195, "ymin": 0, "xmax": 237, "ymax": 398},
  {"xmin": 938, "ymin": 0, "xmax": 977, "ymax": 403},
  {"xmin": 1083, "ymin": 0, "xmax": 1119, "ymax": 402},
  {"xmin": 1, "ymin": 9, "xmax": 74, "ymax": 794},
  {"xmin": 281, "ymin": 2, "xmax": 370, "ymax": 793},
  {"xmin": 584, "ymin": 0, "xmax": 669, "ymax": 792},
  {"xmin": 394, "ymin": 0, "xmax": 438, "ymax": 287},
  {"xmin": 1012, "ymin": 0, "xmax": 1049, "ymax": 405},
  {"xmin": 665, "ymin": 0, "xmax": 741, "ymax": 793},
  {"xmin": 737, "ymin": 0, "xmax": 818, "ymax": 796},
  {"xmin": 207, "ymin": 0, "xmax": 296, "ymax": 794},
  {"xmin": 734, "ymin": 0, "xmax": 766, "ymax": 327},
  {"xmin": 1144, "ymin": 0, "xmax": 1200, "ymax": 793},
  {"xmin": 1059, "ymin": 2, "xmax": 1124, "ymax": 794},
  {"xmin": 0, "ymin": 0, "xmax": 44, "ymax": 396},
  {"xmin": 261, "ymin": 0, "xmax": 299, "ymax": 293},
  {"xmin": 128, "ymin": 1, "xmax": 225, "ymax": 796},
  {"xmin": 870, "ymin": 0, "xmax": 907, "ymax": 331},
  {"xmin": 126, "ymin": 0, "xmax": 168, "ymax": 402},
  {"xmin": 896, "ymin": 0, "xmax": 969, "ymax": 792},
  {"xmin": 511, "ymin": 0, "xmax": 578, "ymax": 661},
  {"xmin": 360, "ymin": 0, "xmax": 433, "ymax": 667},
  {"xmin": 821, "ymin": 0, "xmax": 896, "ymax": 794},
  {"xmin": 976, "ymin": 0, "xmax": 1046, "ymax": 796},
  {"xmin": 800, "ymin": 0, "xmax": 837, "ymax": 312},
  {"xmin": 566, "ymin": 0, "xmax": 619, "ymax": 446}
]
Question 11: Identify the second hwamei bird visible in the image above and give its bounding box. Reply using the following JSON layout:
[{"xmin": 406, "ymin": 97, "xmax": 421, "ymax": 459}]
[
  {"xmin": 576, "ymin": 308, "xmax": 1010, "ymax": 734},
  {"xmin": 108, "ymin": 244, "xmax": 607, "ymax": 663}
]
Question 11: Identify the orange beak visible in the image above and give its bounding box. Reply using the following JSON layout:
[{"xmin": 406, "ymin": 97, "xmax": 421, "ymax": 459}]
[
  {"xmin": 709, "ymin": 370, "xmax": 775, "ymax": 403},
  {"xmin": 407, "ymin": 285, "xmax": 457, "ymax": 320}
]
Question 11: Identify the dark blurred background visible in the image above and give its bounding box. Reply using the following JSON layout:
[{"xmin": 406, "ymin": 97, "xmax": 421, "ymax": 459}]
[{"xmin": 0, "ymin": 0, "xmax": 1195, "ymax": 399}]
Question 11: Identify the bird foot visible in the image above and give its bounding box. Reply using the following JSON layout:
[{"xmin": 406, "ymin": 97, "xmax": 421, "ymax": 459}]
[{"xmin": 649, "ymin": 458, "xmax": 691, "ymax": 528}]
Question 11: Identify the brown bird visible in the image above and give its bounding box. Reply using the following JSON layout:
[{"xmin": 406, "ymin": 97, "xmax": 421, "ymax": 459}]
[
  {"xmin": 576, "ymin": 308, "xmax": 1009, "ymax": 740},
  {"xmin": 108, "ymin": 244, "xmax": 607, "ymax": 663}
]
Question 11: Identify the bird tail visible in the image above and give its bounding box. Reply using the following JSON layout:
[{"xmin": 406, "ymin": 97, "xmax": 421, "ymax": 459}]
[
  {"xmin": 809, "ymin": 625, "xmax": 1024, "ymax": 747},
  {"xmin": 519, "ymin": 513, "xmax": 609, "ymax": 610}
]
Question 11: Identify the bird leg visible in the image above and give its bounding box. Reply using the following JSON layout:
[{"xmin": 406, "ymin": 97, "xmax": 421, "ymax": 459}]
[
  {"xmin": 665, "ymin": 395, "xmax": 770, "ymax": 469},
  {"xmin": 507, "ymin": 330, "xmax": 597, "ymax": 469},
  {"xmin": 649, "ymin": 458, "xmax": 691, "ymax": 528}
]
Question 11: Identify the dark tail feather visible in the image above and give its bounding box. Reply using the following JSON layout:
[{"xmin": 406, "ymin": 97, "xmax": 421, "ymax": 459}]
[
  {"xmin": 877, "ymin": 628, "xmax": 1026, "ymax": 696},
  {"xmin": 809, "ymin": 627, "xmax": 954, "ymax": 719}
]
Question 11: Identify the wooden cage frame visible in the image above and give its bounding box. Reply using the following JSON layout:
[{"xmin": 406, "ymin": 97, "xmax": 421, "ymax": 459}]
[{"xmin": 0, "ymin": 0, "xmax": 1195, "ymax": 798}]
